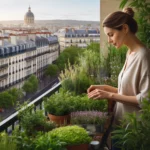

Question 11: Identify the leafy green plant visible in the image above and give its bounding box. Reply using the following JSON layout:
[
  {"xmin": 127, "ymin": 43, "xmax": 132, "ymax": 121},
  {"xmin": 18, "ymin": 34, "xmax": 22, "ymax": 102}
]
[
  {"xmin": 100, "ymin": 45, "xmax": 127, "ymax": 87},
  {"xmin": 17, "ymin": 103, "xmax": 56, "ymax": 136},
  {"xmin": 49, "ymin": 125, "xmax": 92, "ymax": 146},
  {"xmin": 44, "ymin": 91, "xmax": 73, "ymax": 116},
  {"xmin": 112, "ymin": 99, "xmax": 150, "ymax": 150},
  {"xmin": 59, "ymin": 43, "xmax": 101, "ymax": 95},
  {"xmin": 120, "ymin": 0, "xmax": 150, "ymax": 48},
  {"xmin": 19, "ymin": 110, "xmax": 56, "ymax": 136},
  {"xmin": 0, "ymin": 132, "xmax": 16, "ymax": 150},
  {"xmin": 13, "ymin": 128, "xmax": 36, "ymax": 150},
  {"xmin": 59, "ymin": 62, "xmax": 94, "ymax": 95},
  {"xmin": 71, "ymin": 94, "xmax": 108, "ymax": 112},
  {"xmin": 34, "ymin": 132, "xmax": 66, "ymax": 150},
  {"xmin": 44, "ymin": 90, "xmax": 107, "ymax": 117}
]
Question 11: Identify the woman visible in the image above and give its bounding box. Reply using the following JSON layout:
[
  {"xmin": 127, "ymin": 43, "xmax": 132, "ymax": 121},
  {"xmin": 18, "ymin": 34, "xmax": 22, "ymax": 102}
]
[{"xmin": 87, "ymin": 7, "xmax": 150, "ymax": 149}]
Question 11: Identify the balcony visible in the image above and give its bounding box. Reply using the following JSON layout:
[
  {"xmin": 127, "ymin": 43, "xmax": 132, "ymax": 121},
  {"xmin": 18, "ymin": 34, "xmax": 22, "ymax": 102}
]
[
  {"xmin": 0, "ymin": 82, "xmax": 61, "ymax": 132},
  {"xmin": 0, "ymin": 64, "xmax": 8, "ymax": 70},
  {"xmin": 0, "ymin": 73, "xmax": 8, "ymax": 80}
]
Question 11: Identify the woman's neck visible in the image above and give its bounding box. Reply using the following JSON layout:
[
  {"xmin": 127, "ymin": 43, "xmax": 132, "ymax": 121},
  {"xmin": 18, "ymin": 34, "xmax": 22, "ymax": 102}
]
[{"xmin": 124, "ymin": 33, "xmax": 145, "ymax": 53}]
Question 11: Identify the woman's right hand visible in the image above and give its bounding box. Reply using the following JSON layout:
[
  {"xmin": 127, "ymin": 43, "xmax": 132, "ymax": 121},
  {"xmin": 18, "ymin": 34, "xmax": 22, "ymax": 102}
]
[{"xmin": 87, "ymin": 85, "xmax": 105, "ymax": 93}]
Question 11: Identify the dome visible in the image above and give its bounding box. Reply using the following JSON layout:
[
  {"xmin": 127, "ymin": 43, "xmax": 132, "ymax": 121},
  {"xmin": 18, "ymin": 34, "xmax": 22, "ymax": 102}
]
[
  {"xmin": 24, "ymin": 6, "xmax": 34, "ymax": 19},
  {"xmin": 24, "ymin": 6, "xmax": 34, "ymax": 25}
]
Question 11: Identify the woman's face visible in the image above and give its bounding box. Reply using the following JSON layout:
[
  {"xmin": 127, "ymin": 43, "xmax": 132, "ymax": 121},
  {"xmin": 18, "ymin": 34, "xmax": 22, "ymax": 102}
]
[{"xmin": 104, "ymin": 26, "xmax": 126, "ymax": 48}]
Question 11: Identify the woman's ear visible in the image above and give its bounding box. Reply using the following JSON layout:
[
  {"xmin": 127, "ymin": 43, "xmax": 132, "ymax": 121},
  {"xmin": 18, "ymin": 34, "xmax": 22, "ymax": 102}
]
[{"xmin": 122, "ymin": 24, "xmax": 129, "ymax": 34}]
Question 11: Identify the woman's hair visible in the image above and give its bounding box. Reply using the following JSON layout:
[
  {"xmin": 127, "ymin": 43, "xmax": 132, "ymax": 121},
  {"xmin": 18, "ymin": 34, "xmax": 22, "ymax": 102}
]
[{"xmin": 102, "ymin": 7, "xmax": 138, "ymax": 34}]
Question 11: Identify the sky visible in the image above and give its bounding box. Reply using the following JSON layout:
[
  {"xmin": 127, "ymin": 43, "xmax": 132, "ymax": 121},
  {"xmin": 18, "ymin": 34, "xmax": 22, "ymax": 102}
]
[{"xmin": 0, "ymin": 0, "xmax": 100, "ymax": 21}]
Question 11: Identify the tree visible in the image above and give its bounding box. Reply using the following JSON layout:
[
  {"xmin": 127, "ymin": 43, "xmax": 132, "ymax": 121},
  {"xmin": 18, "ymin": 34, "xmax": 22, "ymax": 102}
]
[
  {"xmin": 87, "ymin": 42, "xmax": 100, "ymax": 53},
  {"xmin": 45, "ymin": 64, "xmax": 59, "ymax": 77},
  {"xmin": 8, "ymin": 88, "xmax": 23, "ymax": 103},
  {"xmin": 0, "ymin": 92, "xmax": 14, "ymax": 108},
  {"xmin": 28, "ymin": 75, "xmax": 38, "ymax": 92},
  {"xmin": 55, "ymin": 46, "xmax": 84, "ymax": 70},
  {"xmin": 22, "ymin": 75, "xmax": 38, "ymax": 94}
]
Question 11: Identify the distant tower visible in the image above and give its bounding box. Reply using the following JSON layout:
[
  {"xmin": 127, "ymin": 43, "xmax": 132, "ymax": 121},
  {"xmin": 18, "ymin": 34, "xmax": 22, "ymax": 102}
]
[{"xmin": 24, "ymin": 6, "xmax": 34, "ymax": 25}]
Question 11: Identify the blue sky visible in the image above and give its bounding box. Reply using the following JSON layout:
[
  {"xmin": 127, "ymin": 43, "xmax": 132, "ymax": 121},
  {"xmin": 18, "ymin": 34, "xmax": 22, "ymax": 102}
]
[{"xmin": 0, "ymin": 0, "xmax": 100, "ymax": 21}]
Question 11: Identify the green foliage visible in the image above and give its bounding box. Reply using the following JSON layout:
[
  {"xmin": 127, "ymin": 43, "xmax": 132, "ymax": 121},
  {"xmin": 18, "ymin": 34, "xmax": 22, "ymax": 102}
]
[
  {"xmin": 101, "ymin": 45, "xmax": 127, "ymax": 87},
  {"xmin": 120, "ymin": 0, "xmax": 150, "ymax": 48},
  {"xmin": 45, "ymin": 64, "xmax": 59, "ymax": 77},
  {"xmin": 0, "ymin": 91, "xmax": 14, "ymax": 108},
  {"xmin": 22, "ymin": 74, "xmax": 38, "ymax": 94},
  {"xmin": 0, "ymin": 132, "xmax": 16, "ymax": 150},
  {"xmin": 44, "ymin": 91, "xmax": 74, "ymax": 116},
  {"xmin": 19, "ymin": 109, "xmax": 56, "ymax": 136},
  {"xmin": 55, "ymin": 46, "xmax": 84, "ymax": 70},
  {"xmin": 112, "ymin": 99, "xmax": 150, "ymax": 150},
  {"xmin": 71, "ymin": 94, "xmax": 108, "ymax": 112},
  {"xmin": 86, "ymin": 42, "xmax": 100, "ymax": 53},
  {"xmin": 34, "ymin": 133, "xmax": 66, "ymax": 150},
  {"xmin": 49, "ymin": 125, "xmax": 92, "ymax": 146},
  {"xmin": 59, "ymin": 43, "xmax": 101, "ymax": 95},
  {"xmin": 8, "ymin": 88, "xmax": 23, "ymax": 103},
  {"xmin": 13, "ymin": 128, "xmax": 36, "ymax": 150},
  {"xmin": 44, "ymin": 90, "xmax": 107, "ymax": 116}
]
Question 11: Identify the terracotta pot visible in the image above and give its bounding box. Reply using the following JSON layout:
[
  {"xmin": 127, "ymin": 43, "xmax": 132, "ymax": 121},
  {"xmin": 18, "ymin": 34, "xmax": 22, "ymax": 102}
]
[
  {"xmin": 66, "ymin": 144, "xmax": 89, "ymax": 150},
  {"xmin": 48, "ymin": 113, "xmax": 70, "ymax": 126}
]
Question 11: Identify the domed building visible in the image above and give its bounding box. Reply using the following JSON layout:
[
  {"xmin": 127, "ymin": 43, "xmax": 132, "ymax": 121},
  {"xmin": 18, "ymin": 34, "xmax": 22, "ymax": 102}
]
[{"xmin": 24, "ymin": 6, "xmax": 34, "ymax": 25}]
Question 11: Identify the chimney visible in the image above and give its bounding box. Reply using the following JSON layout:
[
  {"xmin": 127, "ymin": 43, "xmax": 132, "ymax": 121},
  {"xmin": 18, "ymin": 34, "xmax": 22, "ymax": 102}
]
[
  {"xmin": 65, "ymin": 28, "xmax": 68, "ymax": 33},
  {"xmin": 0, "ymin": 37, "xmax": 4, "ymax": 46},
  {"xmin": 72, "ymin": 28, "xmax": 75, "ymax": 33},
  {"xmin": 86, "ymin": 28, "xmax": 88, "ymax": 33}
]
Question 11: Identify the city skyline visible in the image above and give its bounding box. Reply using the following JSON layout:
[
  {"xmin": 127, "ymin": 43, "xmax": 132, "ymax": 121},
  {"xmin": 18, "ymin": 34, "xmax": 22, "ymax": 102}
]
[{"xmin": 0, "ymin": 0, "xmax": 100, "ymax": 21}]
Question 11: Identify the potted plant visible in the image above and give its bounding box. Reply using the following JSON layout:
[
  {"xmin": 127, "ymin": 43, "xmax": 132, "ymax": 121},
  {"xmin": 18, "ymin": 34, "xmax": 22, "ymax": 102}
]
[
  {"xmin": 0, "ymin": 132, "xmax": 17, "ymax": 150},
  {"xmin": 34, "ymin": 132, "xmax": 67, "ymax": 150},
  {"xmin": 112, "ymin": 99, "xmax": 150, "ymax": 150},
  {"xmin": 71, "ymin": 111, "xmax": 108, "ymax": 134},
  {"xmin": 44, "ymin": 91, "xmax": 73, "ymax": 125},
  {"xmin": 49, "ymin": 125, "xmax": 92, "ymax": 150},
  {"xmin": 19, "ymin": 109, "xmax": 56, "ymax": 136}
]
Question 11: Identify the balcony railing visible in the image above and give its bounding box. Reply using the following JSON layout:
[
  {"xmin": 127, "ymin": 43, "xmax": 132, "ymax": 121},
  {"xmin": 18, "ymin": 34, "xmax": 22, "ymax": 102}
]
[
  {"xmin": 0, "ymin": 82, "xmax": 61, "ymax": 133},
  {"xmin": 0, "ymin": 64, "xmax": 8, "ymax": 69},
  {"xmin": 0, "ymin": 73, "xmax": 8, "ymax": 79}
]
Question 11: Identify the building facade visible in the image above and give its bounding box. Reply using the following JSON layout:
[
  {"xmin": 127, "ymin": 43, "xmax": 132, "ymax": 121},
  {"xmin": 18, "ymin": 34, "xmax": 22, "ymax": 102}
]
[
  {"xmin": 0, "ymin": 29, "xmax": 59, "ymax": 91},
  {"xmin": 56, "ymin": 28, "xmax": 100, "ymax": 52}
]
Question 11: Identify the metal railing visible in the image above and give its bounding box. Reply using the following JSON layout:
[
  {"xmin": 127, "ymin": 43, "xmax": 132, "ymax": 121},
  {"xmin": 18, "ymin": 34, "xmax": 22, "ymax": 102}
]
[{"xmin": 0, "ymin": 82, "xmax": 61, "ymax": 133}]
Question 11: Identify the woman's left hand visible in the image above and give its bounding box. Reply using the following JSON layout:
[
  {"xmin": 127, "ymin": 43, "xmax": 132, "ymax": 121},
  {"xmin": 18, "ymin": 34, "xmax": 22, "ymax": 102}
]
[{"xmin": 88, "ymin": 89, "xmax": 111, "ymax": 100}]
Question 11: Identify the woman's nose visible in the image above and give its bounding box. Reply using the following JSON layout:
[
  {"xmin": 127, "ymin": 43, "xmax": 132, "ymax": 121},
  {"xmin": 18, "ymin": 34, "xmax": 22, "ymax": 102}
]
[{"xmin": 108, "ymin": 37, "xmax": 112, "ymax": 43}]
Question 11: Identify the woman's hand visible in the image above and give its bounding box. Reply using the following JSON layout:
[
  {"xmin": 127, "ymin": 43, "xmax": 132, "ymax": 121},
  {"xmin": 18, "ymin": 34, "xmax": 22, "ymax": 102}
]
[
  {"xmin": 88, "ymin": 89, "xmax": 112, "ymax": 100},
  {"xmin": 87, "ymin": 85, "xmax": 105, "ymax": 93}
]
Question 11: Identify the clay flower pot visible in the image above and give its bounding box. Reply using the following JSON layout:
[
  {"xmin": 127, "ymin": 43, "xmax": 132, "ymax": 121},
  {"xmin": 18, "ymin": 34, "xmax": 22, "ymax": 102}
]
[
  {"xmin": 66, "ymin": 143, "xmax": 89, "ymax": 150},
  {"xmin": 48, "ymin": 113, "xmax": 71, "ymax": 126}
]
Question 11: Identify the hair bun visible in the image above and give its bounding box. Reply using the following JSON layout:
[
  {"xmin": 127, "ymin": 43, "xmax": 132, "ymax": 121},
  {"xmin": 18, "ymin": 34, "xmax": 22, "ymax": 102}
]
[{"xmin": 122, "ymin": 7, "xmax": 134, "ymax": 18}]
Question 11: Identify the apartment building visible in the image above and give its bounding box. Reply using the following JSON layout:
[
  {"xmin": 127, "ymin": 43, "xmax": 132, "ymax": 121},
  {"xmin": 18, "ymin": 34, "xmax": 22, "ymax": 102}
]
[
  {"xmin": 0, "ymin": 30, "xmax": 59, "ymax": 91},
  {"xmin": 56, "ymin": 28, "xmax": 100, "ymax": 52}
]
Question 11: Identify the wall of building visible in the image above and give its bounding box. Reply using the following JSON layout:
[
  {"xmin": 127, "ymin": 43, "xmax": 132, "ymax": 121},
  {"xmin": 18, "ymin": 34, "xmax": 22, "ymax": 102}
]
[{"xmin": 100, "ymin": 0, "xmax": 121, "ymax": 58}]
